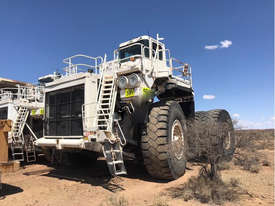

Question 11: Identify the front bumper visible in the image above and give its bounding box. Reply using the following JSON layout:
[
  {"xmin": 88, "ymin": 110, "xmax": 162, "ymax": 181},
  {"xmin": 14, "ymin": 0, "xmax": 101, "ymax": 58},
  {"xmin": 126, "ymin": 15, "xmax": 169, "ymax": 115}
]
[{"xmin": 34, "ymin": 137, "xmax": 102, "ymax": 152}]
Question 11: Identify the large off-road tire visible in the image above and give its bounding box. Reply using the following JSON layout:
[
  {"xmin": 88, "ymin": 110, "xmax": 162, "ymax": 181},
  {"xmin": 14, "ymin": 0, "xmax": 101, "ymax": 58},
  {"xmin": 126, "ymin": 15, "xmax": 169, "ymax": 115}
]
[
  {"xmin": 141, "ymin": 101, "xmax": 188, "ymax": 180},
  {"xmin": 192, "ymin": 110, "xmax": 235, "ymax": 161},
  {"xmin": 207, "ymin": 109, "xmax": 235, "ymax": 161}
]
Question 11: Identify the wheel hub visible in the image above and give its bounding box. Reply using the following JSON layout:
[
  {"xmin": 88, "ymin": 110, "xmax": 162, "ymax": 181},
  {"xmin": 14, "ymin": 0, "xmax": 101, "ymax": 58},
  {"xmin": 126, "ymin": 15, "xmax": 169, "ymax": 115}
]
[{"xmin": 171, "ymin": 120, "xmax": 184, "ymax": 160}]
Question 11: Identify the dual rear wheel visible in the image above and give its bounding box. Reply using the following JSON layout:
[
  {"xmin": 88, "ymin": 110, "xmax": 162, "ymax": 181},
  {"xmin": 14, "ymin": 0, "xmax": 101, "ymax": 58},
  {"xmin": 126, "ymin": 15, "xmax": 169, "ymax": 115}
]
[{"xmin": 141, "ymin": 101, "xmax": 235, "ymax": 180}]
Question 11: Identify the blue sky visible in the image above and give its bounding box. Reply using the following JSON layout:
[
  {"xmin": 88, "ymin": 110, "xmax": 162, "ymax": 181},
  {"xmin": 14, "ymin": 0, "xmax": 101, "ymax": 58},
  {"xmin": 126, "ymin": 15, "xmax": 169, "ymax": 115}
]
[{"xmin": 0, "ymin": 0, "xmax": 273, "ymax": 129}]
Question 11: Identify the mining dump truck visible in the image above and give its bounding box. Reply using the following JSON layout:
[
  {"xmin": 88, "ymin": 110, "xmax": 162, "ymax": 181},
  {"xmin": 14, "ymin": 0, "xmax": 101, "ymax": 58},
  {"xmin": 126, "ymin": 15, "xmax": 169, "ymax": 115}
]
[
  {"xmin": 35, "ymin": 34, "xmax": 235, "ymax": 180},
  {"xmin": 0, "ymin": 79, "xmax": 44, "ymax": 162}
]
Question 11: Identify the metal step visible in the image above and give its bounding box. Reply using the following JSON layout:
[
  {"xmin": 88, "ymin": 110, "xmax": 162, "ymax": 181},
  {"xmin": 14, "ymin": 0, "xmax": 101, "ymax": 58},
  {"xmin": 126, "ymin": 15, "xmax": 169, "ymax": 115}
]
[
  {"xmin": 103, "ymin": 83, "xmax": 113, "ymax": 86},
  {"xmin": 103, "ymin": 142, "xmax": 127, "ymax": 176}
]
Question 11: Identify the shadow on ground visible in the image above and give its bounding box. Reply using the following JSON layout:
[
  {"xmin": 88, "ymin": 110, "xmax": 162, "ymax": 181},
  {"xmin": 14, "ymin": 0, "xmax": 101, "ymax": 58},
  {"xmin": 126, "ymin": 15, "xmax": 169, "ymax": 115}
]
[
  {"xmin": 0, "ymin": 183, "xmax": 24, "ymax": 199},
  {"xmin": 22, "ymin": 157, "xmax": 175, "ymax": 192}
]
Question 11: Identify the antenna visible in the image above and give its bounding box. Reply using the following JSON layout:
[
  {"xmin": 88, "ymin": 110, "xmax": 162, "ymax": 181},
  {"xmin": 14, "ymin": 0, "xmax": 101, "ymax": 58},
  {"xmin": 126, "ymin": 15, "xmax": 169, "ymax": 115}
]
[{"xmin": 157, "ymin": 33, "xmax": 164, "ymax": 41}]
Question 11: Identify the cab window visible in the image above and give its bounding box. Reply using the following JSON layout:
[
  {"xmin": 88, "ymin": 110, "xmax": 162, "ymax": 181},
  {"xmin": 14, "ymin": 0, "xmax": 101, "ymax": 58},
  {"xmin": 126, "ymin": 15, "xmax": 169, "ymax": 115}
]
[
  {"xmin": 152, "ymin": 43, "xmax": 163, "ymax": 60},
  {"xmin": 119, "ymin": 40, "xmax": 149, "ymax": 60}
]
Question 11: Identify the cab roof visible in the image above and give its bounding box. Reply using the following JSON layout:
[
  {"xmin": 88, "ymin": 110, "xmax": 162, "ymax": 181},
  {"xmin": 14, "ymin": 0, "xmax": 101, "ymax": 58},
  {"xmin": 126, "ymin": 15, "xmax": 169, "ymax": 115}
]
[{"xmin": 119, "ymin": 35, "xmax": 165, "ymax": 48}]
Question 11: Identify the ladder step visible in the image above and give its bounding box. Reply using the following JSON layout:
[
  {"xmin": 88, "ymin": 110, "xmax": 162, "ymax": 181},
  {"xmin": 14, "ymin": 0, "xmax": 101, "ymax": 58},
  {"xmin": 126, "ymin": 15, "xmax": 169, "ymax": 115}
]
[
  {"xmin": 104, "ymin": 76, "xmax": 113, "ymax": 79},
  {"xmin": 103, "ymin": 88, "xmax": 113, "ymax": 91},
  {"xmin": 115, "ymin": 171, "xmax": 127, "ymax": 175},
  {"xmin": 101, "ymin": 95, "xmax": 111, "ymax": 98},
  {"xmin": 107, "ymin": 160, "xmax": 124, "ymax": 165},
  {"xmin": 103, "ymin": 83, "xmax": 113, "ymax": 86},
  {"xmin": 104, "ymin": 150, "xmax": 122, "ymax": 154},
  {"xmin": 27, "ymin": 155, "xmax": 35, "ymax": 158}
]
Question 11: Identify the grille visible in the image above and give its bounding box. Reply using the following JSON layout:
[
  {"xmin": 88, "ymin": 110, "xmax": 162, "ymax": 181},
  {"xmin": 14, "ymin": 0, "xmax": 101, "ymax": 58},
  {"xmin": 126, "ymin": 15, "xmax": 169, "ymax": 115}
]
[{"xmin": 44, "ymin": 85, "xmax": 84, "ymax": 136}]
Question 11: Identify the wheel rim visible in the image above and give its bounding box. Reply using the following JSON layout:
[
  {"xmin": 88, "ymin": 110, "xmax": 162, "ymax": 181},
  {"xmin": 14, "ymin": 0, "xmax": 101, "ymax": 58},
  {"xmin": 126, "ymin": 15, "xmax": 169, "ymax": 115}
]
[
  {"xmin": 224, "ymin": 131, "xmax": 231, "ymax": 150},
  {"xmin": 171, "ymin": 119, "xmax": 184, "ymax": 160}
]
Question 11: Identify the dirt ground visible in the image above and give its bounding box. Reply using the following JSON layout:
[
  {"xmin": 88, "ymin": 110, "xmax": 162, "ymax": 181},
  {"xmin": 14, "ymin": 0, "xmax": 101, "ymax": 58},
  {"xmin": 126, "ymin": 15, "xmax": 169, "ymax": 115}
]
[
  {"xmin": 0, "ymin": 147, "xmax": 273, "ymax": 206},
  {"xmin": 1, "ymin": 127, "xmax": 275, "ymax": 206}
]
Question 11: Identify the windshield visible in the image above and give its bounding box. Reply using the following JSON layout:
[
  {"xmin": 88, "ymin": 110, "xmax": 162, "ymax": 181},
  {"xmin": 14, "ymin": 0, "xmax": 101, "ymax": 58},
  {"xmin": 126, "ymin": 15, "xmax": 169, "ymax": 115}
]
[
  {"xmin": 119, "ymin": 44, "xmax": 141, "ymax": 59},
  {"xmin": 119, "ymin": 40, "xmax": 149, "ymax": 60}
]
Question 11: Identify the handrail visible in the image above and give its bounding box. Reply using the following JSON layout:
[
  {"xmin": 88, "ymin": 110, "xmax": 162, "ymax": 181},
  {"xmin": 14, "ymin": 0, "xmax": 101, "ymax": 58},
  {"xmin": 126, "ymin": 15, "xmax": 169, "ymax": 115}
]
[
  {"xmin": 0, "ymin": 86, "xmax": 44, "ymax": 104},
  {"xmin": 63, "ymin": 54, "xmax": 103, "ymax": 64},
  {"xmin": 170, "ymin": 57, "xmax": 192, "ymax": 86},
  {"xmin": 63, "ymin": 54, "xmax": 104, "ymax": 75}
]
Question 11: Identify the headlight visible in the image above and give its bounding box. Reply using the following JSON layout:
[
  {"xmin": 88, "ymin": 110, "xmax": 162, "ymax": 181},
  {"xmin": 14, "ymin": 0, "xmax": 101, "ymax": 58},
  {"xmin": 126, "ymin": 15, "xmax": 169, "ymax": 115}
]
[
  {"xmin": 128, "ymin": 73, "xmax": 141, "ymax": 88},
  {"xmin": 117, "ymin": 76, "xmax": 128, "ymax": 89}
]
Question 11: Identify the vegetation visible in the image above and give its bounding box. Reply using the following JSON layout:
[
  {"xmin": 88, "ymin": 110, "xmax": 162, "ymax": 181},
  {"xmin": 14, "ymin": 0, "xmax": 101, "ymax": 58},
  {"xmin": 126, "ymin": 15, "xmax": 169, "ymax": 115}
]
[
  {"xmin": 152, "ymin": 196, "xmax": 169, "ymax": 206},
  {"xmin": 166, "ymin": 167, "xmax": 246, "ymax": 205},
  {"xmin": 100, "ymin": 196, "xmax": 129, "ymax": 206},
  {"xmin": 233, "ymin": 129, "xmax": 273, "ymax": 173}
]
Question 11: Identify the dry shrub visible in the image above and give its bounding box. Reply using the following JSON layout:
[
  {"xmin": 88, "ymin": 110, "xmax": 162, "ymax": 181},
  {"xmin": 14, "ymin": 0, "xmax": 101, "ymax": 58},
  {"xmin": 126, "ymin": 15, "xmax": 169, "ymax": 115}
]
[
  {"xmin": 234, "ymin": 149, "xmax": 261, "ymax": 173},
  {"xmin": 233, "ymin": 129, "xmax": 274, "ymax": 173},
  {"xmin": 235, "ymin": 129, "xmax": 274, "ymax": 151},
  {"xmin": 217, "ymin": 162, "xmax": 230, "ymax": 170},
  {"xmin": 235, "ymin": 131, "xmax": 254, "ymax": 149},
  {"xmin": 100, "ymin": 196, "xmax": 129, "ymax": 206},
  {"xmin": 152, "ymin": 196, "xmax": 169, "ymax": 206},
  {"xmin": 166, "ymin": 167, "xmax": 245, "ymax": 205}
]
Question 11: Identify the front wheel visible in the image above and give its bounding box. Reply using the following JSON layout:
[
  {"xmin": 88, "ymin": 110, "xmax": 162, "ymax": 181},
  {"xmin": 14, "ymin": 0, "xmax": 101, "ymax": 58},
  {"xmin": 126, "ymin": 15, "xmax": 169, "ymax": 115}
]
[{"xmin": 141, "ymin": 101, "xmax": 188, "ymax": 180}]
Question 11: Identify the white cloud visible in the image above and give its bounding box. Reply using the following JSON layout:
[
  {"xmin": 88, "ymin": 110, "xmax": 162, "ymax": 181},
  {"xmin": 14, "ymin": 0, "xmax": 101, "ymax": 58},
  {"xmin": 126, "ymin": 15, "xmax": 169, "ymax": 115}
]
[
  {"xmin": 204, "ymin": 40, "xmax": 232, "ymax": 50},
  {"xmin": 204, "ymin": 45, "xmax": 219, "ymax": 50},
  {"xmin": 233, "ymin": 113, "xmax": 240, "ymax": 118},
  {"xmin": 235, "ymin": 117, "xmax": 275, "ymax": 129},
  {"xmin": 220, "ymin": 40, "xmax": 232, "ymax": 48},
  {"xmin": 203, "ymin": 94, "xmax": 215, "ymax": 100}
]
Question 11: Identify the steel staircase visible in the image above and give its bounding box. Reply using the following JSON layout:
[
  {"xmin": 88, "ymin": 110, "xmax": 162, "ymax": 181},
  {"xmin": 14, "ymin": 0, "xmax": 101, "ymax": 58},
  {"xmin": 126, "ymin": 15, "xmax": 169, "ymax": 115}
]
[
  {"xmin": 96, "ymin": 74, "xmax": 117, "ymax": 134},
  {"xmin": 10, "ymin": 107, "xmax": 29, "ymax": 161},
  {"xmin": 96, "ymin": 61, "xmax": 127, "ymax": 176}
]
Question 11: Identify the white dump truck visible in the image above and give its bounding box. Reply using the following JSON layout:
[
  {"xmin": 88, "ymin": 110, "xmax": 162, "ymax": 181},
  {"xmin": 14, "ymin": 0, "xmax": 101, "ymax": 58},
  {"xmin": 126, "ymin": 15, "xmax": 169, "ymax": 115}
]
[
  {"xmin": 0, "ymin": 78, "xmax": 44, "ymax": 162},
  {"xmin": 35, "ymin": 34, "xmax": 235, "ymax": 179}
]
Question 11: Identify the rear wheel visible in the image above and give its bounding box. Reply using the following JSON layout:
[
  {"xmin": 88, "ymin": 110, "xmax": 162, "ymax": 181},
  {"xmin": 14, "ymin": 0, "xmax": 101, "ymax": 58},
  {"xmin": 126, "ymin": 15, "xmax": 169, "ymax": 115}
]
[
  {"xmin": 207, "ymin": 110, "xmax": 235, "ymax": 161},
  {"xmin": 141, "ymin": 101, "xmax": 187, "ymax": 180},
  {"xmin": 191, "ymin": 110, "xmax": 235, "ymax": 161}
]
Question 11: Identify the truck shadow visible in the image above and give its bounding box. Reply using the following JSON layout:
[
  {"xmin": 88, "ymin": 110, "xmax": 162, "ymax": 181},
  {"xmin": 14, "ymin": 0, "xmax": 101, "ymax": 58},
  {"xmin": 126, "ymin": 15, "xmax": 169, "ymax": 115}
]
[
  {"xmin": 0, "ymin": 183, "xmax": 23, "ymax": 199},
  {"xmin": 23, "ymin": 158, "xmax": 170, "ymax": 192}
]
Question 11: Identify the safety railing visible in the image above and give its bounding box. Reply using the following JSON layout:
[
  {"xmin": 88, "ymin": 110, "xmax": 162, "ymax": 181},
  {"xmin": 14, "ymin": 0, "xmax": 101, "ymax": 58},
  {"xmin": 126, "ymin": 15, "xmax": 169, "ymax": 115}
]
[
  {"xmin": 170, "ymin": 58, "xmax": 192, "ymax": 86},
  {"xmin": 0, "ymin": 85, "xmax": 44, "ymax": 104},
  {"xmin": 63, "ymin": 54, "xmax": 104, "ymax": 76}
]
